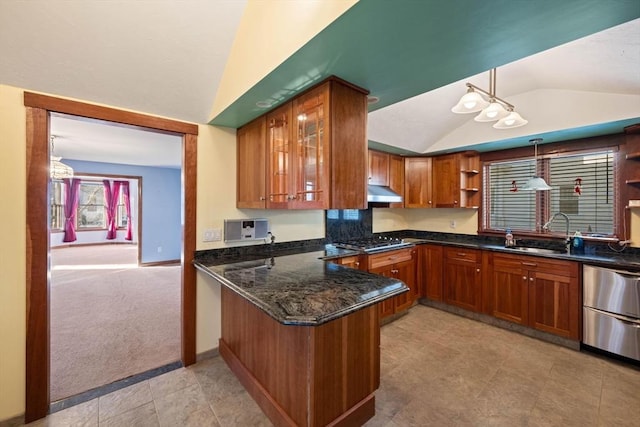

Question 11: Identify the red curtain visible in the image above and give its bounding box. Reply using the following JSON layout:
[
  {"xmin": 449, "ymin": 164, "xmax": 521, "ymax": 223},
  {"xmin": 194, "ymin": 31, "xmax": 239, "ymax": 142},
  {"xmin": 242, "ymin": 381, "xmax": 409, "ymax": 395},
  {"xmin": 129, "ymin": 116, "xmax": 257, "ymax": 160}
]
[
  {"xmin": 103, "ymin": 180, "xmax": 121, "ymax": 240},
  {"xmin": 62, "ymin": 178, "xmax": 81, "ymax": 242},
  {"xmin": 120, "ymin": 181, "xmax": 132, "ymax": 241}
]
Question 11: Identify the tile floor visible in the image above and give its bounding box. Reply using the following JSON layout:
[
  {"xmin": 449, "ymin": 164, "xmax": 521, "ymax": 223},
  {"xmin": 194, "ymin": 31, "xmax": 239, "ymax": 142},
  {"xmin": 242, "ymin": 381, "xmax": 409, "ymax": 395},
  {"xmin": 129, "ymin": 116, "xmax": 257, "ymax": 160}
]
[{"xmin": 18, "ymin": 305, "xmax": 640, "ymax": 426}]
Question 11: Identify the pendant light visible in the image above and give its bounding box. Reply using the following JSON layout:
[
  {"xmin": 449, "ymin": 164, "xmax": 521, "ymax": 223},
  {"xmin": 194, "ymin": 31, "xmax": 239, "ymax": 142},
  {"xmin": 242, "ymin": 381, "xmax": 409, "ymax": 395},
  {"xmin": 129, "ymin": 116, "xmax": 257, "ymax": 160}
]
[
  {"xmin": 451, "ymin": 87, "xmax": 489, "ymax": 113},
  {"xmin": 452, "ymin": 68, "xmax": 527, "ymax": 129},
  {"xmin": 521, "ymin": 138, "xmax": 552, "ymax": 191},
  {"xmin": 50, "ymin": 135, "xmax": 74, "ymax": 179}
]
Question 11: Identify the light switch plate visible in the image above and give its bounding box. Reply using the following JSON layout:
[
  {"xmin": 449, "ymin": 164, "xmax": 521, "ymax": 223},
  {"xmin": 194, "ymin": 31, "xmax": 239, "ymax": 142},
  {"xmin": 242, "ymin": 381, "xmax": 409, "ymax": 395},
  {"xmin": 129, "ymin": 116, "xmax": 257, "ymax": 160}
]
[{"xmin": 203, "ymin": 228, "xmax": 222, "ymax": 242}]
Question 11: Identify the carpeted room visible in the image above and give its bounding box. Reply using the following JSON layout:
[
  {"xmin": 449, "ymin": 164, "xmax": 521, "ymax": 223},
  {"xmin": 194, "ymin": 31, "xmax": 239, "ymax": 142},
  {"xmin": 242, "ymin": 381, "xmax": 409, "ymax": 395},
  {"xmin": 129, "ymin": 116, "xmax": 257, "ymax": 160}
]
[{"xmin": 50, "ymin": 244, "xmax": 181, "ymax": 402}]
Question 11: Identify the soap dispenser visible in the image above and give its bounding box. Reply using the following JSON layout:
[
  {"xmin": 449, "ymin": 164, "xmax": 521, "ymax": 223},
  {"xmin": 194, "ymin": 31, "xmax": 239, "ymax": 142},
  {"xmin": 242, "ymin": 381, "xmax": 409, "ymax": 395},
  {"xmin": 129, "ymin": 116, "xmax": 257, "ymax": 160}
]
[
  {"xmin": 505, "ymin": 228, "xmax": 514, "ymax": 247},
  {"xmin": 572, "ymin": 230, "xmax": 584, "ymax": 254}
]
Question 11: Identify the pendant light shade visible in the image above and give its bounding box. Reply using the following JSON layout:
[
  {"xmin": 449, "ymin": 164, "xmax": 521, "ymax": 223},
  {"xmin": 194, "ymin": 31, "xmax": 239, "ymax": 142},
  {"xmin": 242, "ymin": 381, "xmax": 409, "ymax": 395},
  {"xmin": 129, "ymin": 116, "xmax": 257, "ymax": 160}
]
[
  {"xmin": 521, "ymin": 138, "xmax": 551, "ymax": 191},
  {"xmin": 451, "ymin": 89, "xmax": 489, "ymax": 113},
  {"xmin": 493, "ymin": 110, "xmax": 528, "ymax": 129},
  {"xmin": 474, "ymin": 101, "xmax": 509, "ymax": 122},
  {"xmin": 521, "ymin": 176, "xmax": 552, "ymax": 191}
]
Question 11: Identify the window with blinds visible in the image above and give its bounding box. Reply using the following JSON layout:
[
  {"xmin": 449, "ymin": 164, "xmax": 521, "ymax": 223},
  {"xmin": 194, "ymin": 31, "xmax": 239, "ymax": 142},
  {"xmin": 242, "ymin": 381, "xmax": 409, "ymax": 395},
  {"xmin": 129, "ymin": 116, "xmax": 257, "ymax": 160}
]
[{"xmin": 484, "ymin": 149, "xmax": 616, "ymax": 236}]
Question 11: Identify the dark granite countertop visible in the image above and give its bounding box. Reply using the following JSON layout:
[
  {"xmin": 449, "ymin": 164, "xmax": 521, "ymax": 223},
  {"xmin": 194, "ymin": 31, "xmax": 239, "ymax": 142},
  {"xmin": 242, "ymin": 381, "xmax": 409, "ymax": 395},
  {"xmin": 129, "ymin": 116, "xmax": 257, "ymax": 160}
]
[
  {"xmin": 400, "ymin": 235, "xmax": 640, "ymax": 269},
  {"xmin": 194, "ymin": 245, "xmax": 407, "ymax": 326}
]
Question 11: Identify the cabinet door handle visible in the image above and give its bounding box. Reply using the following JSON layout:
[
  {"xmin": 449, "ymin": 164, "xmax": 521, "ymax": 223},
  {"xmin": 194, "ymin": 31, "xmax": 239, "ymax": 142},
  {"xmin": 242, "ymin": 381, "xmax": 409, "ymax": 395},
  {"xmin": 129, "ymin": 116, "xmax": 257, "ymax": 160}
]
[
  {"xmin": 457, "ymin": 252, "xmax": 466, "ymax": 257},
  {"xmin": 388, "ymin": 256, "xmax": 397, "ymax": 260},
  {"xmin": 259, "ymin": 196, "xmax": 266, "ymax": 201},
  {"xmin": 523, "ymin": 276, "xmax": 527, "ymax": 280},
  {"xmin": 522, "ymin": 262, "xmax": 537, "ymax": 267},
  {"xmin": 355, "ymin": 262, "xmax": 360, "ymax": 267},
  {"xmin": 454, "ymin": 200, "xmax": 458, "ymax": 205},
  {"xmin": 428, "ymin": 200, "xmax": 432, "ymax": 204},
  {"xmin": 529, "ymin": 277, "xmax": 534, "ymax": 282},
  {"xmin": 476, "ymin": 268, "xmax": 480, "ymax": 273}
]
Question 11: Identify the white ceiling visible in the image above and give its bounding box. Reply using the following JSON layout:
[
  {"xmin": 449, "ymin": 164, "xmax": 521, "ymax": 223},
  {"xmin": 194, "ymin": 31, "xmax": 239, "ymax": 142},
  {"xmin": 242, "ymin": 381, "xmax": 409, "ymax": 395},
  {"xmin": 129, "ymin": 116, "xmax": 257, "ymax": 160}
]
[
  {"xmin": 1, "ymin": 2, "xmax": 639, "ymax": 166},
  {"xmin": 50, "ymin": 113, "xmax": 183, "ymax": 169}
]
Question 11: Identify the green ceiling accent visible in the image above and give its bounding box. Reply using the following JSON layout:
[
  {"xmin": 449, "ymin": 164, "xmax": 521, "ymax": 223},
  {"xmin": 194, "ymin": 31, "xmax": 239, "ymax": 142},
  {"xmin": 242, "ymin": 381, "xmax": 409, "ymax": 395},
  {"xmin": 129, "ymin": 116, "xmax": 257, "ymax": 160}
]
[
  {"xmin": 368, "ymin": 141, "xmax": 419, "ymax": 156},
  {"xmin": 427, "ymin": 118, "xmax": 640, "ymax": 155},
  {"xmin": 209, "ymin": 0, "xmax": 640, "ymax": 129}
]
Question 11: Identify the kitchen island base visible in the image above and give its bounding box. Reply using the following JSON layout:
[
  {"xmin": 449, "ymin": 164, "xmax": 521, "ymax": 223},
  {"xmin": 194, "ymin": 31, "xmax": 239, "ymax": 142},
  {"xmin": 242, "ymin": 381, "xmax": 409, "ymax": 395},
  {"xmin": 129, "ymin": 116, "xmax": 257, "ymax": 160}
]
[{"xmin": 220, "ymin": 287, "xmax": 380, "ymax": 427}]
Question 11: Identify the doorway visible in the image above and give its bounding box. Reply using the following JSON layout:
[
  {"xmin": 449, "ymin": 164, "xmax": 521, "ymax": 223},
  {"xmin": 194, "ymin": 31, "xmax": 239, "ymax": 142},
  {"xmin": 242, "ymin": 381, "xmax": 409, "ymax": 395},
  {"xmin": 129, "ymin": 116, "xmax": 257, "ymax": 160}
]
[
  {"xmin": 47, "ymin": 163, "xmax": 181, "ymax": 402},
  {"xmin": 24, "ymin": 92, "xmax": 198, "ymax": 423}
]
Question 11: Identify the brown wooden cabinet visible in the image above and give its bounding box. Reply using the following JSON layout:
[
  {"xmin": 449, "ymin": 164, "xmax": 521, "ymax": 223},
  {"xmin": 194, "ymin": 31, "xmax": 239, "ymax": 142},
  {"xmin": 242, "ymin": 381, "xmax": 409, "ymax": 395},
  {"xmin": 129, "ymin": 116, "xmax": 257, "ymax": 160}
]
[
  {"xmin": 368, "ymin": 150, "xmax": 389, "ymax": 186},
  {"xmin": 417, "ymin": 244, "xmax": 443, "ymax": 301},
  {"xmin": 220, "ymin": 287, "xmax": 379, "ymax": 426},
  {"xmin": 266, "ymin": 103, "xmax": 293, "ymax": 208},
  {"xmin": 331, "ymin": 254, "xmax": 362, "ymax": 269},
  {"xmin": 404, "ymin": 157, "xmax": 433, "ymax": 208},
  {"xmin": 366, "ymin": 247, "xmax": 416, "ymax": 320},
  {"xmin": 432, "ymin": 151, "xmax": 480, "ymax": 208},
  {"xmin": 368, "ymin": 150, "xmax": 404, "ymax": 208},
  {"xmin": 389, "ymin": 154, "xmax": 405, "ymax": 208},
  {"xmin": 238, "ymin": 78, "xmax": 368, "ymax": 210},
  {"xmin": 489, "ymin": 252, "xmax": 580, "ymax": 340},
  {"xmin": 443, "ymin": 247, "xmax": 482, "ymax": 312},
  {"xmin": 237, "ymin": 116, "xmax": 267, "ymax": 208}
]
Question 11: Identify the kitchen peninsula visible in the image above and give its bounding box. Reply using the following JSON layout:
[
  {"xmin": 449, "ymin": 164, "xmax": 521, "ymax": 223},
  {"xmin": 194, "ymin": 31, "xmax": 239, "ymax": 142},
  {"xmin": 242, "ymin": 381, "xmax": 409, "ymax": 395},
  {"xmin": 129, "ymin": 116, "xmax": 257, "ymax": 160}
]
[{"xmin": 194, "ymin": 246, "xmax": 408, "ymax": 427}]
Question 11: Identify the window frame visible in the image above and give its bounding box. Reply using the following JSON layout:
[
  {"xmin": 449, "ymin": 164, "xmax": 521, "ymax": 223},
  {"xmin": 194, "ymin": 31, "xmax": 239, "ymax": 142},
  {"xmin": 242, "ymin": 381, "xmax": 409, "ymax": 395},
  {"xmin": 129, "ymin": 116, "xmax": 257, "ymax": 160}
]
[
  {"xmin": 50, "ymin": 177, "xmax": 130, "ymax": 233},
  {"xmin": 479, "ymin": 136, "xmax": 624, "ymax": 241}
]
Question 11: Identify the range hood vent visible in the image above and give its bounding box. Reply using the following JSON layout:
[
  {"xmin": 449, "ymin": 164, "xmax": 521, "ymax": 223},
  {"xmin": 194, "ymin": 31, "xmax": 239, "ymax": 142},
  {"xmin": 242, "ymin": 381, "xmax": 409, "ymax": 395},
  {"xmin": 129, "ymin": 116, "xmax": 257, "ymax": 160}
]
[{"xmin": 367, "ymin": 184, "xmax": 403, "ymax": 203}]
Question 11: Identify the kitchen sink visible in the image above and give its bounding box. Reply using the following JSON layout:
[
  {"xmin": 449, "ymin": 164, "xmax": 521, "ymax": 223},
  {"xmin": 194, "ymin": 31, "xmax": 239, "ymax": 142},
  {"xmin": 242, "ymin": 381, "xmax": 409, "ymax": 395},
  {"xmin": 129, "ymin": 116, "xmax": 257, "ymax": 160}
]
[{"xmin": 507, "ymin": 246, "xmax": 567, "ymax": 255}]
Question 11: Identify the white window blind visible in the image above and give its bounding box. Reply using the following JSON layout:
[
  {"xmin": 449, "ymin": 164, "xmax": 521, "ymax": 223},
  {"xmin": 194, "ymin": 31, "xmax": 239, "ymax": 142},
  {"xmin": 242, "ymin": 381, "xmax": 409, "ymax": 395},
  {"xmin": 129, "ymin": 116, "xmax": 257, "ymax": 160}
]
[{"xmin": 484, "ymin": 149, "xmax": 615, "ymax": 236}]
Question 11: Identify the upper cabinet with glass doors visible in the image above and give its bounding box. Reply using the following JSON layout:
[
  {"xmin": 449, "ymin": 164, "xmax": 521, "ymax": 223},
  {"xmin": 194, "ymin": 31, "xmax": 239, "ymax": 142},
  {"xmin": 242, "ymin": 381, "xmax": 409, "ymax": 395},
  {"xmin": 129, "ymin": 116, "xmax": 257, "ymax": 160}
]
[{"xmin": 237, "ymin": 77, "xmax": 368, "ymax": 210}]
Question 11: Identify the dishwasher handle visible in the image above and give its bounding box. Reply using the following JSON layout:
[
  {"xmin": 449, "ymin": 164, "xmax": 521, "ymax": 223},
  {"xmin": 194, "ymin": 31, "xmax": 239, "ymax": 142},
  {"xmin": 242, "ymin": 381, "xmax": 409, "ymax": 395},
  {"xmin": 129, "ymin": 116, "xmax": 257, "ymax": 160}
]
[{"xmin": 584, "ymin": 306, "xmax": 640, "ymax": 328}]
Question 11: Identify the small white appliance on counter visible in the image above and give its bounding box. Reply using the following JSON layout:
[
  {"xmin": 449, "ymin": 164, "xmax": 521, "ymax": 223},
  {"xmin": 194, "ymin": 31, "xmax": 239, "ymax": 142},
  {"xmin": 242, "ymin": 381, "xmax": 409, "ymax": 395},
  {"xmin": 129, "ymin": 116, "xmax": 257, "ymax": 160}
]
[
  {"xmin": 224, "ymin": 218, "xmax": 269, "ymax": 242},
  {"xmin": 583, "ymin": 264, "xmax": 640, "ymax": 362}
]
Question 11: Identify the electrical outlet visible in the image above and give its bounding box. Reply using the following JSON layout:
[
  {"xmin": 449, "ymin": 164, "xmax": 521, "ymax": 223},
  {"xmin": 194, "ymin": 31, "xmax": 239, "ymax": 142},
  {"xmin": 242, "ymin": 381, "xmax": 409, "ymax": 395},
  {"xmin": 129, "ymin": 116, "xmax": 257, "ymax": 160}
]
[
  {"xmin": 157, "ymin": 246, "xmax": 162, "ymax": 253},
  {"xmin": 450, "ymin": 220, "xmax": 457, "ymax": 229},
  {"xmin": 203, "ymin": 228, "xmax": 222, "ymax": 242}
]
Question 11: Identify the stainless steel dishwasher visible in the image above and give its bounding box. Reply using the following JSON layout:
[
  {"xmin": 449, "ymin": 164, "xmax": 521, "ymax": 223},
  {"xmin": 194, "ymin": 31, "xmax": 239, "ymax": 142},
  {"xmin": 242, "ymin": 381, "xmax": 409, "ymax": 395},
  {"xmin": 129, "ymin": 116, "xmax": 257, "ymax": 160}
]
[{"xmin": 583, "ymin": 264, "xmax": 640, "ymax": 362}]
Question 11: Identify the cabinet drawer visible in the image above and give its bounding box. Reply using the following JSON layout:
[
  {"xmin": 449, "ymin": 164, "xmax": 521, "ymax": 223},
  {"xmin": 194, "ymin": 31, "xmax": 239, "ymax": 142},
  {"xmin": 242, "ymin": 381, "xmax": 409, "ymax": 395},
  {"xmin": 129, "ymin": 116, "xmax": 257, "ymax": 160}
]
[
  {"xmin": 336, "ymin": 255, "xmax": 361, "ymax": 269},
  {"xmin": 517, "ymin": 256, "xmax": 578, "ymax": 277},
  {"xmin": 493, "ymin": 254, "xmax": 524, "ymax": 270},
  {"xmin": 444, "ymin": 247, "xmax": 480, "ymax": 263},
  {"xmin": 367, "ymin": 247, "xmax": 414, "ymax": 270},
  {"xmin": 493, "ymin": 252, "xmax": 577, "ymax": 277}
]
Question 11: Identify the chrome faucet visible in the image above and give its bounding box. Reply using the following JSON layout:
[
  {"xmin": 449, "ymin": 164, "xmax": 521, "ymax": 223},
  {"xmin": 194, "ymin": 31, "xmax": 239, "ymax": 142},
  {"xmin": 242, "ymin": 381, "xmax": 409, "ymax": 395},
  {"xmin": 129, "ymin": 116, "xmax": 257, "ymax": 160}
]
[{"xmin": 543, "ymin": 212, "xmax": 571, "ymax": 254}]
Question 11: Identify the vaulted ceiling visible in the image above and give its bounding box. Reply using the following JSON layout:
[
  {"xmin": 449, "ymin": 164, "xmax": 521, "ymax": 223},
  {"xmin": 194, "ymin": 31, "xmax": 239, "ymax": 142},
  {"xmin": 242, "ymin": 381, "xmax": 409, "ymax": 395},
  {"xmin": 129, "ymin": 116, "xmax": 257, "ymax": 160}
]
[{"xmin": 1, "ymin": 1, "xmax": 638, "ymax": 166}]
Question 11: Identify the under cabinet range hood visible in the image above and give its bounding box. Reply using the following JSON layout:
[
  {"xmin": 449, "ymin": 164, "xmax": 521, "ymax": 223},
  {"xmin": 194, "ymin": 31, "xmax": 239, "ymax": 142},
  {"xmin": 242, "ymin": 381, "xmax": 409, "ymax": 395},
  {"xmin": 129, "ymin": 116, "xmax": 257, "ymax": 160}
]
[{"xmin": 367, "ymin": 185, "xmax": 403, "ymax": 203}]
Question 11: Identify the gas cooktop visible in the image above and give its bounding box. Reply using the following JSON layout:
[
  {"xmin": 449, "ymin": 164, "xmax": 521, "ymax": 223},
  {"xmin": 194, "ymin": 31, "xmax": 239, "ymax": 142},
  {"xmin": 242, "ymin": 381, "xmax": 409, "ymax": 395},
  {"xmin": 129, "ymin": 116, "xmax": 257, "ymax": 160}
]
[{"xmin": 334, "ymin": 237, "xmax": 413, "ymax": 253}]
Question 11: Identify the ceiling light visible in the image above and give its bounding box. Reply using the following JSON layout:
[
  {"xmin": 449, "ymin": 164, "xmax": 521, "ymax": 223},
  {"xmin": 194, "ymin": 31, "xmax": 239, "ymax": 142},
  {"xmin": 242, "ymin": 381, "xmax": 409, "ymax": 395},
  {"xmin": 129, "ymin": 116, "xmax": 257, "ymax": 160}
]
[
  {"xmin": 367, "ymin": 95, "xmax": 380, "ymax": 105},
  {"xmin": 493, "ymin": 110, "xmax": 528, "ymax": 129},
  {"xmin": 50, "ymin": 136, "xmax": 74, "ymax": 179},
  {"xmin": 451, "ymin": 89, "xmax": 489, "ymax": 113},
  {"xmin": 474, "ymin": 101, "xmax": 509, "ymax": 122},
  {"xmin": 521, "ymin": 138, "xmax": 551, "ymax": 191},
  {"xmin": 452, "ymin": 68, "xmax": 526, "ymax": 129}
]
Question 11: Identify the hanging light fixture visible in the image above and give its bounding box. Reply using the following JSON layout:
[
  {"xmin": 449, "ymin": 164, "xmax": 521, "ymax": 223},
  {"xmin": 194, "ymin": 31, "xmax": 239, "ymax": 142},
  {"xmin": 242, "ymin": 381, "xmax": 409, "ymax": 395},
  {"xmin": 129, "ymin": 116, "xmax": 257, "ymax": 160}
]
[
  {"xmin": 521, "ymin": 138, "xmax": 552, "ymax": 191},
  {"xmin": 451, "ymin": 68, "xmax": 527, "ymax": 129},
  {"xmin": 50, "ymin": 135, "xmax": 74, "ymax": 179}
]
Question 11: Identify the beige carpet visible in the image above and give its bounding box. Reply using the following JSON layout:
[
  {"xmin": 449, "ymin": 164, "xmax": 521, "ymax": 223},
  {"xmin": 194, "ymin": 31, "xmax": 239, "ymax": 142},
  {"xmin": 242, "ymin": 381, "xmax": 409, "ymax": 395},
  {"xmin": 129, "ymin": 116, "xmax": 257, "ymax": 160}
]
[{"xmin": 50, "ymin": 244, "xmax": 181, "ymax": 402}]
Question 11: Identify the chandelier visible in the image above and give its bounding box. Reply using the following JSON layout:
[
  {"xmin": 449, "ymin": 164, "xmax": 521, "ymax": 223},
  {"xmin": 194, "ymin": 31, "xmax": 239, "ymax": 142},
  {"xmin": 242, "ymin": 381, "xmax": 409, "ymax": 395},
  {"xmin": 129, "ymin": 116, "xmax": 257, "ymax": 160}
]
[
  {"xmin": 50, "ymin": 136, "xmax": 74, "ymax": 179},
  {"xmin": 451, "ymin": 68, "xmax": 527, "ymax": 129}
]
